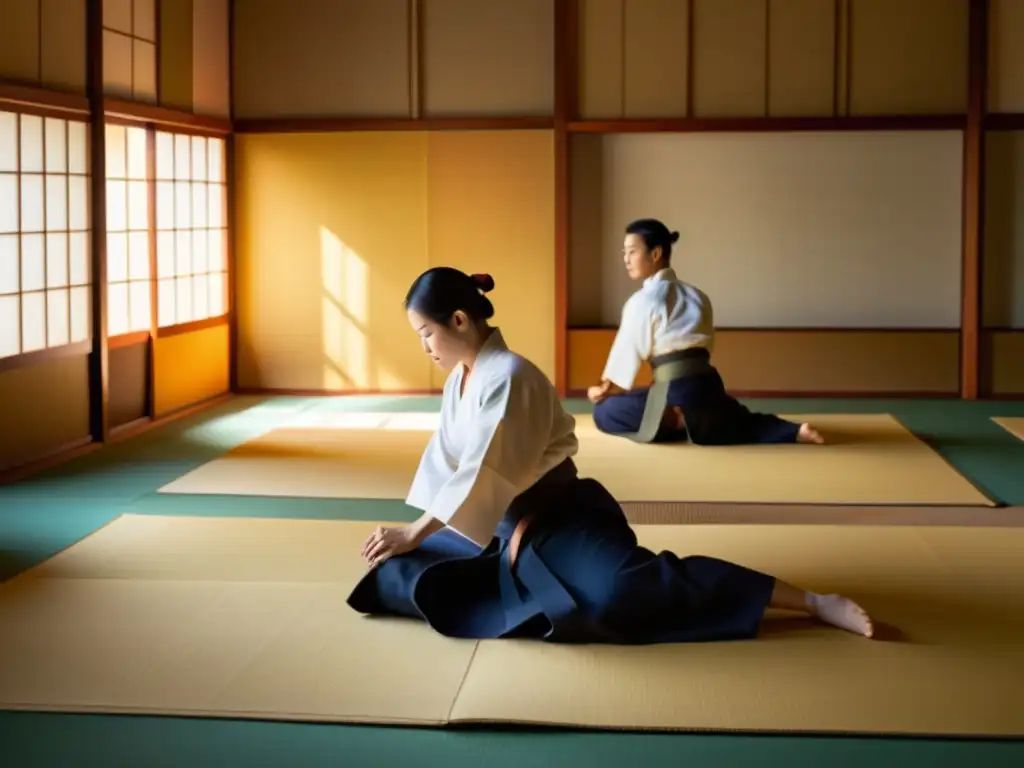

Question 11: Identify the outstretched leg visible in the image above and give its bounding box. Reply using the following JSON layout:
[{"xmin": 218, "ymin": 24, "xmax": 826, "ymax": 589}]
[
  {"xmin": 766, "ymin": 578, "xmax": 873, "ymax": 637},
  {"xmin": 680, "ymin": 396, "xmax": 824, "ymax": 446}
]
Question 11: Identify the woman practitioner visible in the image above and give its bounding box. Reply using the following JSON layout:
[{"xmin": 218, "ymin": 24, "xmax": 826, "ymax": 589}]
[
  {"xmin": 347, "ymin": 266, "xmax": 873, "ymax": 643},
  {"xmin": 587, "ymin": 218, "xmax": 824, "ymax": 445}
]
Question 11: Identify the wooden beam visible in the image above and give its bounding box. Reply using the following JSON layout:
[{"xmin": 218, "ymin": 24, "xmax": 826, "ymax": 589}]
[
  {"xmin": 232, "ymin": 116, "xmax": 555, "ymax": 133},
  {"xmin": 109, "ymin": 331, "xmax": 151, "ymax": 350},
  {"xmin": 568, "ymin": 114, "xmax": 966, "ymax": 133},
  {"xmin": 86, "ymin": 0, "xmax": 109, "ymax": 443},
  {"xmin": 0, "ymin": 81, "xmax": 91, "ymax": 117},
  {"xmin": 156, "ymin": 314, "xmax": 229, "ymax": 339},
  {"xmin": 102, "ymin": 97, "xmax": 232, "ymax": 135},
  {"xmin": 960, "ymin": 0, "xmax": 988, "ymax": 399},
  {"xmin": 986, "ymin": 113, "xmax": 1024, "ymax": 130},
  {"xmin": 0, "ymin": 341, "xmax": 92, "ymax": 375}
]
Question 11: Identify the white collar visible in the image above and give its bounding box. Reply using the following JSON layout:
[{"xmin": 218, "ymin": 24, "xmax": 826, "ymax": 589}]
[
  {"xmin": 479, "ymin": 326, "xmax": 506, "ymax": 355},
  {"xmin": 462, "ymin": 327, "xmax": 506, "ymax": 373},
  {"xmin": 643, "ymin": 267, "xmax": 677, "ymax": 289}
]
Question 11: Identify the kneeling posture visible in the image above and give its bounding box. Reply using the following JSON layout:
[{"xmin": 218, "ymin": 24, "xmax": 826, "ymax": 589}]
[
  {"xmin": 588, "ymin": 218, "xmax": 824, "ymax": 445},
  {"xmin": 347, "ymin": 266, "xmax": 872, "ymax": 644}
]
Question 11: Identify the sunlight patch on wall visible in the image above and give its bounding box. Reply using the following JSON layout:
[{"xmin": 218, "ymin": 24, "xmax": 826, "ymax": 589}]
[{"xmin": 320, "ymin": 225, "xmax": 369, "ymax": 389}]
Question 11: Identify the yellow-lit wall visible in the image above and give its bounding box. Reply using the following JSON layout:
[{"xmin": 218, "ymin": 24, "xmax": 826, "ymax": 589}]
[
  {"xmin": 154, "ymin": 324, "xmax": 230, "ymax": 416},
  {"xmin": 234, "ymin": 131, "xmax": 431, "ymax": 392},
  {"xmin": 234, "ymin": 130, "xmax": 555, "ymax": 391}
]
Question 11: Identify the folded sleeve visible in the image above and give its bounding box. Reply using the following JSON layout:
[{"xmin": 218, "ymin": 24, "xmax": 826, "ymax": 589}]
[
  {"xmin": 423, "ymin": 371, "xmax": 553, "ymax": 548},
  {"xmin": 601, "ymin": 294, "xmax": 654, "ymax": 390}
]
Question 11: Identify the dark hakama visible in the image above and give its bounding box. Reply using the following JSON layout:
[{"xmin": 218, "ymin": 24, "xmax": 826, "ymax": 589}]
[
  {"xmin": 593, "ymin": 348, "xmax": 801, "ymax": 445},
  {"xmin": 347, "ymin": 459, "xmax": 776, "ymax": 644}
]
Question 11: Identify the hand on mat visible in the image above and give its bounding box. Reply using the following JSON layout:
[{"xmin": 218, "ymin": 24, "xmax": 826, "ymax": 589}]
[
  {"xmin": 362, "ymin": 525, "xmax": 418, "ymax": 568},
  {"xmin": 587, "ymin": 384, "xmax": 608, "ymax": 403}
]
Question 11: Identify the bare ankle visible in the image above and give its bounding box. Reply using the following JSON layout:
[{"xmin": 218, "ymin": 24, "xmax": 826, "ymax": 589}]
[{"xmin": 769, "ymin": 580, "xmax": 811, "ymax": 613}]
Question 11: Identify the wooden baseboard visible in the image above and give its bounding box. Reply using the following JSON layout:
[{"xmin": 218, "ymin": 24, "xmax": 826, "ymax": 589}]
[
  {"xmin": 567, "ymin": 328, "xmax": 963, "ymax": 396},
  {"xmin": 0, "ymin": 436, "xmax": 98, "ymax": 486},
  {"xmin": 0, "ymin": 393, "xmax": 234, "ymax": 486},
  {"xmin": 234, "ymin": 387, "xmax": 444, "ymax": 397},
  {"xmin": 987, "ymin": 330, "xmax": 1024, "ymax": 396},
  {"xmin": 110, "ymin": 392, "xmax": 235, "ymax": 443},
  {"xmin": 566, "ymin": 389, "xmax": 959, "ymax": 400},
  {"xmin": 109, "ymin": 416, "xmax": 151, "ymax": 439},
  {"xmin": 142, "ymin": 392, "xmax": 235, "ymax": 433}
]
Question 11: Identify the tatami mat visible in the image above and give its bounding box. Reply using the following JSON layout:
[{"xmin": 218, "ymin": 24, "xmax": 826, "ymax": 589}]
[
  {"xmin": 993, "ymin": 416, "xmax": 1024, "ymax": 442},
  {"xmin": 0, "ymin": 514, "xmax": 1022, "ymax": 737},
  {"xmin": 0, "ymin": 515, "xmax": 474, "ymax": 725},
  {"xmin": 157, "ymin": 412, "xmax": 994, "ymax": 506}
]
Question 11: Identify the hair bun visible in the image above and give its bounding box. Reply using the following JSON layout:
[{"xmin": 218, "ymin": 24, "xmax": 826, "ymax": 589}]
[
  {"xmin": 669, "ymin": 231, "xmax": 680, "ymax": 244},
  {"xmin": 471, "ymin": 273, "xmax": 495, "ymax": 293}
]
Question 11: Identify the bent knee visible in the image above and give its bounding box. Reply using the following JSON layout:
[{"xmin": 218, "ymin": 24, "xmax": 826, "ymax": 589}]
[
  {"xmin": 592, "ymin": 399, "xmax": 614, "ymax": 432},
  {"xmin": 593, "ymin": 396, "xmax": 636, "ymax": 434}
]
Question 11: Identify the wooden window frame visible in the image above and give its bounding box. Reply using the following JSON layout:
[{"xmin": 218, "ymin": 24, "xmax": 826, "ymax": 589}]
[
  {"xmin": 101, "ymin": 117, "xmax": 231, "ymax": 344},
  {"xmin": 1, "ymin": 79, "xmax": 233, "ymax": 373},
  {"xmin": 0, "ymin": 98, "xmax": 95, "ymax": 374}
]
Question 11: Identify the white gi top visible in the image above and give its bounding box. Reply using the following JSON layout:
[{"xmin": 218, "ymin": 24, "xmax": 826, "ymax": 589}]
[
  {"xmin": 602, "ymin": 267, "xmax": 715, "ymax": 391},
  {"xmin": 405, "ymin": 328, "xmax": 579, "ymax": 548}
]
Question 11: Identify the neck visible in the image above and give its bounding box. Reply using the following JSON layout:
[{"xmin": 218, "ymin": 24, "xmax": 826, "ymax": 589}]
[
  {"xmin": 645, "ymin": 264, "xmax": 670, "ymax": 279},
  {"xmin": 459, "ymin": 324, "xmax": 494, "ymax": 373}
]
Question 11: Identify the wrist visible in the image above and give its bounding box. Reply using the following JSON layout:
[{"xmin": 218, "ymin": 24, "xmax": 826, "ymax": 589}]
[{"xmin": 408, "ymin": 514, "xmax": 441, "ymax": 544}]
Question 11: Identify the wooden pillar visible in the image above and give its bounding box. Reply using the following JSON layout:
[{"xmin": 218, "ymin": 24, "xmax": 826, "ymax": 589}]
[
  {"xmin": 86, "ymin": 0, "xmax": 110, "ymax": 440},
  {"xmin": 227, "ymin": 0, "xmax": 239, "ymax": 392},
  {"xmin": 960, "ymin": 0, "xmax": 988, "ymax": 399}
]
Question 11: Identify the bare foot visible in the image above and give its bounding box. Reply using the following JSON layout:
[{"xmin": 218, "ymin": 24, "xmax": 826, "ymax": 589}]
[
  {"xmin": 797, "ymin": 423, "xmax": 825, "ymax": 444},
  {"xmin": 806, "ymin": 593, "xmax": 874, "ymax": 637}
]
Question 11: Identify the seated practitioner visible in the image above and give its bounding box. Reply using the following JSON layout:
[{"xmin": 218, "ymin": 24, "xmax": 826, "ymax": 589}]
[
  {"xmin": 346, "ymin": 266, "xmax": 873, "ymax": 645},
  {"xmin": 588, "ymin": 218, "xmax": 824, "ymax": 445}
]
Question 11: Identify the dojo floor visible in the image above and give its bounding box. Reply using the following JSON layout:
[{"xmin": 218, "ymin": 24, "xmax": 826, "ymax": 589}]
[{"xmin": 2, "ymin": 394, "xmax": 1024, "ymax": 767}]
